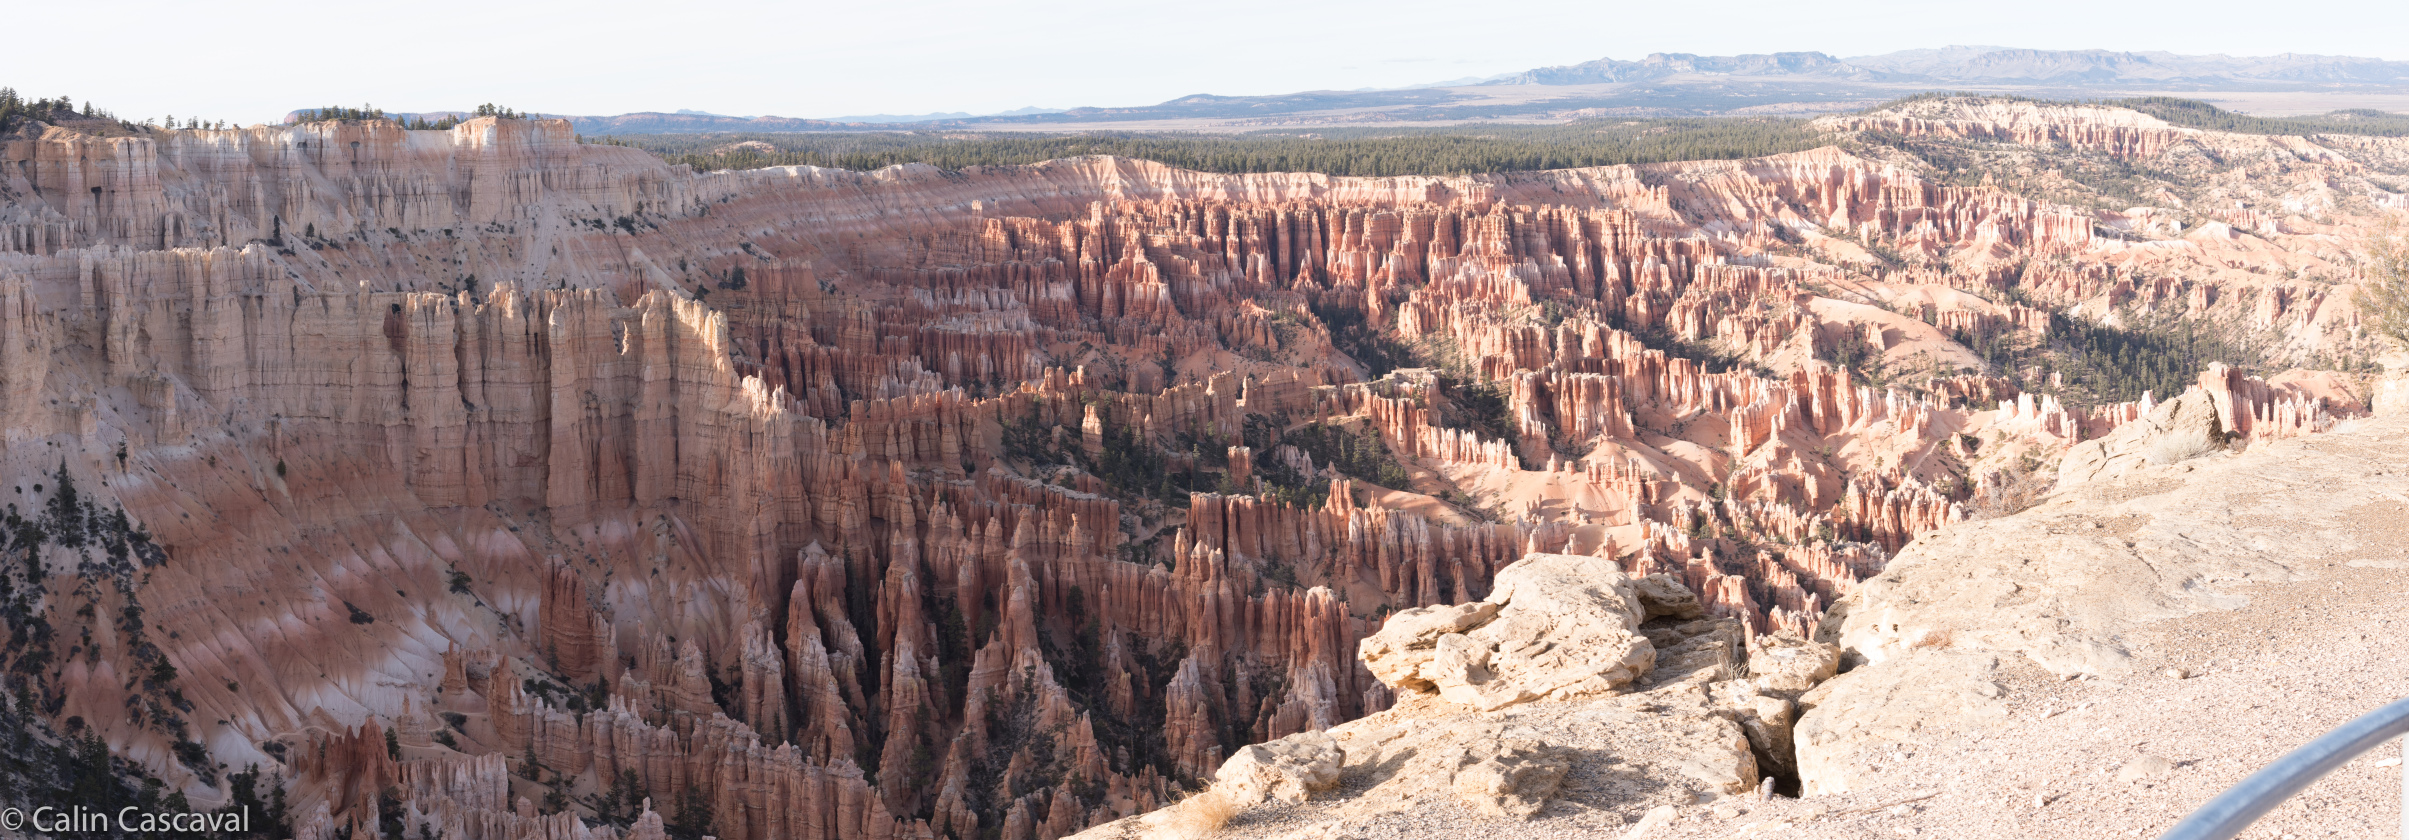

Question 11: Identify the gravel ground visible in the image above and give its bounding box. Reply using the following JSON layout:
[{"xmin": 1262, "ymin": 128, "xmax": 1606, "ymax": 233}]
[
  {"xmin": 1642, "ymin": 566, "xmax": 2409, "ymax": 839},
  {"xmin": 1647, "ymin": 423, "xmax": 2409, "ymax": 839}
]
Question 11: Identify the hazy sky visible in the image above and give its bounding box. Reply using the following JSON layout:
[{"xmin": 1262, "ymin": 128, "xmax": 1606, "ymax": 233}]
[{"xmin": 11, "ymin": 0, "xmax": 2407, "ymax": 124}]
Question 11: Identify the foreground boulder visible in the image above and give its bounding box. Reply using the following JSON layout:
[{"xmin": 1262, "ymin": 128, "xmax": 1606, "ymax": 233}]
[
  {"xmin": 1447, "ymin": 738, "xmax": 1570, "ymax": 819},
  {"xmin": 1072, "ymin": 552, "xmax": 1841, "ymax": 840},
  {"xmin": 1359, "ymin": 553, "xmax": 1656, "ymax": 710},
  {"xmin": 1217, "ymin": 731, "xmax": 1346, "ymax": 805},
  {"xmin": 1747, "ymin": 634, "xmax": 1843, "ymax": 694},
  {"xmin": 1793, "ymin": 650, "xmax": 2010, "ymax": 795},
  {"xmin": 2055, "ymin": 386, "xmax": 2227, "ymax": 486}
]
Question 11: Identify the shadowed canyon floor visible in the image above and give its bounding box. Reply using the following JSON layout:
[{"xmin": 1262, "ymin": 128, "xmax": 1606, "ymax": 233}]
[{"xmin": 0, "ymin": 97, "xmax": 2403, "ymax": 840}]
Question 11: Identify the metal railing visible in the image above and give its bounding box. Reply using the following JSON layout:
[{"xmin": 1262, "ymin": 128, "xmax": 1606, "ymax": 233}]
[{"xmin": 2158, "ymin": 696, "xmax": 2409, "ymax": 840}]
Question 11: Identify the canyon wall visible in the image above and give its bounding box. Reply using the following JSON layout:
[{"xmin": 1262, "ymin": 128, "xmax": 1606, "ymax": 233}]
[{"xmin": 0, "ymin": 102, "xmax": 2387, "ymax": 840}]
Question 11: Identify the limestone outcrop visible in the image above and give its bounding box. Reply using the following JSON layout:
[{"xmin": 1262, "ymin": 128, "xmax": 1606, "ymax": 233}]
[
  {"xmin": 1215, "ymin": 732, "xmax": 1345, "ymax": 806},
  {"xmin": 1792, "ymin": 651, "xmax": 2009, "ymax": 795},
  {"xmin": 1359, "ymin": 553, "xmax": 1656, "ymax": 710},
  {"xmin": 1445, "ymin": 738, "xmax": 1568, "ymax": 820},
  {"xmin": 1071, "ymin": 552, "xmax": 1826, "ymax": 840},
  {"xmin": 2057, "ymin": 364, "xmax": 2338, "ymax": 488},
  {"xmin": 2054, "ymin": 388, "xmax": 2227, "ymax": 485}
]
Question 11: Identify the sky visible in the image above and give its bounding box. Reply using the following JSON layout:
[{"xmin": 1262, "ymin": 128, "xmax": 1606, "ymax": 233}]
[{"xmin": 9, "ymin": 0, "xmax": 2409, "ymax": 124}]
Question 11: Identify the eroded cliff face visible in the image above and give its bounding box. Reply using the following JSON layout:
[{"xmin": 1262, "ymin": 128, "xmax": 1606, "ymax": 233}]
[{"xmin": 0, "ymin": 104, "xmax": 2390, "ymax": 840}]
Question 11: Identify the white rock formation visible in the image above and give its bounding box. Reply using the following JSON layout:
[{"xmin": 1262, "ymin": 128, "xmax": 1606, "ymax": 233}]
[
  {"xmin": 1359, "ymin": 553, "xmax": 1657, "ymax": 711},
  {"xmin": 1217, "ymin": 731, "xmax": 1347, "ymax": 806}
]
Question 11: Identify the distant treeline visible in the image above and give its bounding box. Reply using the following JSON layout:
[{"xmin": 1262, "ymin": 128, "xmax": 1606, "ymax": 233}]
[
  {"xmin": 0, "ymin": 88, "xmax": 126, "ymax": 133},
  {"xmin": 1951, "ymin": 300, "xmax": 2263, "ymax": 407},
  {"xmin": 291, "ymin": 103, "xmax": 530, "ymax": 129},
  {"xmin": 1870, "ymin": 92, "xmax": 2409, "ymax": 138},
  {"xmin": 2104, "ymin": 97, "xmax": 2409, "ymax": 138},
  {"xmin": 593, "ymin": 119, "xmax": 1830, "ymax": 176}
]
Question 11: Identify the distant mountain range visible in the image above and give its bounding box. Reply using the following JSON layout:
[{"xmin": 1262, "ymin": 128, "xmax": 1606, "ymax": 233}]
[
  {"xmin": 1497, "ymin": 51, "xmax": 1871, "ymax": 85},
  {"xmin": 296, "ymin": 46, "xmax": 2409, "ymax": 133},
  {"xmin": 281, "ymin": 106, "xmax": 1066, "ymax": 133},
  {"xmin": 822, "ymin": 106, "xmax": 1067, "ymax": 123},
  {"xmin": 1501, "ymin": 46, "xmax": 2409, "ymax": 87}
]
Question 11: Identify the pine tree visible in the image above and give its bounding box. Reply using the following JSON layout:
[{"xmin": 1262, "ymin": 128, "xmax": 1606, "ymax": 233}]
[
  {"xmin": 596, "ymin": 768, "xmax": 644, "ymax": 826},
  {"xmin": 2360, "ymin": 228, "xmax": 2409, "ymax": 346},
  {"xmin": 666, "ymin": 785, "xmax": 712, "ymax": 840}
]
